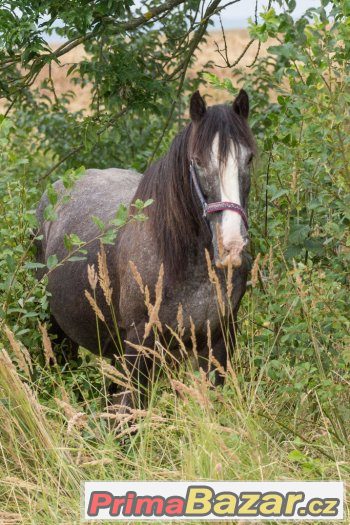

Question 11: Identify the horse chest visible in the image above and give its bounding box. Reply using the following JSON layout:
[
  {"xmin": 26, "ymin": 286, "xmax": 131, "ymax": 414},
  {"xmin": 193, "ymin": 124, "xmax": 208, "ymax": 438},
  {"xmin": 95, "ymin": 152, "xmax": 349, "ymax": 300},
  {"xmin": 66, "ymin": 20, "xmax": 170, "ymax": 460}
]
[{"xmin": 160, "ymin": 271, "xmax": 228, "ymax": 336}]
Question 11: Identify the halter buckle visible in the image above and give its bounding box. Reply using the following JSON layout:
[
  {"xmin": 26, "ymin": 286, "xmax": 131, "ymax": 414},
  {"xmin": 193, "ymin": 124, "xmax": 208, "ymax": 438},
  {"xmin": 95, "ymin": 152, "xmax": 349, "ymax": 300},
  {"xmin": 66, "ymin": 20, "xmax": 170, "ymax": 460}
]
[{"xmin": 202, "ymin": 202, "xmax": 208, "ymax": 218}]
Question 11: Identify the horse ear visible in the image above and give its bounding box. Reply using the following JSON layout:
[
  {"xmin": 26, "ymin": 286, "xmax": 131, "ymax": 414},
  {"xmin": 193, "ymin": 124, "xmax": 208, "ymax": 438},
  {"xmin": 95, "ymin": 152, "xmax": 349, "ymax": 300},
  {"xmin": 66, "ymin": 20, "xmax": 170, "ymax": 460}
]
[
  {"xmin": 233, "ymin": 89, "xmax": 249, "ymax": 119},
  {"xmin": 190, "ymin": 91, "xmax": 206, "ymax": 122}
]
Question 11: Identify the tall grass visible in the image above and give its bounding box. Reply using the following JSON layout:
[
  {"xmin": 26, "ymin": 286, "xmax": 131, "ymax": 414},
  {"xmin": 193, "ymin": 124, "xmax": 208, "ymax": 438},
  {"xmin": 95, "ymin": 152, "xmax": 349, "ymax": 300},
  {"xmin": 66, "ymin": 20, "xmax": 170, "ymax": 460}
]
[{"xmin": 0, "ymin": 247, "xmax": 349, "ymax": 524}]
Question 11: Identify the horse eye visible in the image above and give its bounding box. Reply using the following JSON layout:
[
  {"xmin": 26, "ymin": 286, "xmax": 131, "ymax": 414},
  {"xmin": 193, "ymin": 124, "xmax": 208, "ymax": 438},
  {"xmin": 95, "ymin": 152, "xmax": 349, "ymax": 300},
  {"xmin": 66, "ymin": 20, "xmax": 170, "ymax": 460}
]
[{"xmin": 248, "ymin": 154, "xmax": 254, "ymax": 165}]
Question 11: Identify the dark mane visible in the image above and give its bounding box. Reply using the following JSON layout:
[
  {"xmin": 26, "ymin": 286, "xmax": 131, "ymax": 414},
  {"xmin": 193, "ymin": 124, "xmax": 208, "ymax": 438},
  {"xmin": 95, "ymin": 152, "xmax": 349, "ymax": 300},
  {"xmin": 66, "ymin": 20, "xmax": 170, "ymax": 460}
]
[{"xmin": 133, "ymin": 103, "xmax": 255, "ymax": 279}]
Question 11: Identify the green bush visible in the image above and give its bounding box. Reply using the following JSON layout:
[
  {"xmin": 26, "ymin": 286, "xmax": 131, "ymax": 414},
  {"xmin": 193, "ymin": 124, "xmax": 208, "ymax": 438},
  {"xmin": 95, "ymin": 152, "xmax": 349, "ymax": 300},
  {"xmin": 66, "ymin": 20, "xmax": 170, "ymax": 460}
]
[{"xmin": 206, "ymin": 1, "xmax": 350, "ymax": 434}]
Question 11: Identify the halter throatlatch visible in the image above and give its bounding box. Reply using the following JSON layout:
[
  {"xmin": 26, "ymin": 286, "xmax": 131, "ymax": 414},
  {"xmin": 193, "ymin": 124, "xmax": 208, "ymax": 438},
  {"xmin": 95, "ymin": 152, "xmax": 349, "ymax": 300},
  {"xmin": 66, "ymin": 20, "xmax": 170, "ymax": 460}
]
[{"xmin": 189, "ymin": 159, "xmax": 249, "ymax": 231}]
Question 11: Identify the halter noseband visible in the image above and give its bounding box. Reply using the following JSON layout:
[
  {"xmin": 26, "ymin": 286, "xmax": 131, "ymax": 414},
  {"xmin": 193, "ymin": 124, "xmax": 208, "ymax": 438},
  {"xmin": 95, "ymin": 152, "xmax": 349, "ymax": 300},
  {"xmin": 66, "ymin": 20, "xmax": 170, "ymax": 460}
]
[{"xmin": 189, "ymin": 159, "xmax": 249, "ymax": 231}]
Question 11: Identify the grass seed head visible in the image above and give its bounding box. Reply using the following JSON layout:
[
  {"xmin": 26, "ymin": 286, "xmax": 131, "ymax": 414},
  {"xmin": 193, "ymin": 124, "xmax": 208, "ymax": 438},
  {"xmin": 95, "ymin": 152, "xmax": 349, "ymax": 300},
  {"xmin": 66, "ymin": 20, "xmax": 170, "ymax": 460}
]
[
  {"xmin": 251, "ymin": 253, "xmax": 261, "ymax": 288},
  {"xmin": 84, "ymin": 290, "xmax": 105, "ymax": 322},
  {"xmin": 97, "ymin": 242, "xmax": 113, "ymax": 305},
  {"xmin": 39, "ymin": 322, "xmax": 57, "ymax": 366},
  {"xmin": 87, "ymin": 263, "xmax": 98, "ymax": 291},
  {"xmin": 176, "ymin": 303, "xmax": 185, "ymax": 337},
  {"xmin": 144, "ymin": 263, "xmax": 164, "ymax": 338},
  {"xmin": 3, "ymin": 325, "xmax": 33, "ymax": 377},
  {"xmin": 129, "ymin": 260, "xmax": 145, "ymax": 294}
]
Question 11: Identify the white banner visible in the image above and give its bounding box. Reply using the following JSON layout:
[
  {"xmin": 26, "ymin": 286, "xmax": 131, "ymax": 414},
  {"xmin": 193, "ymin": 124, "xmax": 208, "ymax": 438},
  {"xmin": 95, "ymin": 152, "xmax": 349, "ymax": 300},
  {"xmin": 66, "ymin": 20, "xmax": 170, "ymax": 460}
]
[{"xmin": 83, "ymin": 481, "xmax": 344, "ymax": 521}]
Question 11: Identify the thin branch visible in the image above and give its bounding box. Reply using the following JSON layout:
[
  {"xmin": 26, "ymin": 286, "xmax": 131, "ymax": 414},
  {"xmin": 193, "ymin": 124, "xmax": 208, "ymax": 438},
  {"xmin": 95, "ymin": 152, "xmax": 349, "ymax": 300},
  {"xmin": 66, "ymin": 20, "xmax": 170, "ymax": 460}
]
[
  {"xmin": 247, "ymin": 0, "xmax": 271, "ymax": 68},
  {"xmin": 99, "ymin": 0, "xmax": 186, "ymax": 29},
  {"xmin": 149, "ymin": 0, "xmax": 226, "ymax": 162},
  {"xmin": 40, "ymin": 146, "xmax": 83, "ymax": 182},
  {"xmin": 214, "ymin": 18, "xmax": 255, "ymax": 69},
  {"xmin": 213, "ymin": 1, "xmax": 256, "ymax": 69},
  {"xmin": 247, "ymin": 39, "xmax": 261, "ymax": 68},
  {"xmin": 48, "ymin": 63, "xmax": 59, "ymax": 105},
  {"xmin": 4, "ymin": 97, "xmax": 17, "ymax": 117},
  {"xmin": 264, "ymin": 150, "xmax": 273, "ymax": 239},
  {"xmin": 168, "ymin": 0, "xmax": 232, "ymax": 80}
]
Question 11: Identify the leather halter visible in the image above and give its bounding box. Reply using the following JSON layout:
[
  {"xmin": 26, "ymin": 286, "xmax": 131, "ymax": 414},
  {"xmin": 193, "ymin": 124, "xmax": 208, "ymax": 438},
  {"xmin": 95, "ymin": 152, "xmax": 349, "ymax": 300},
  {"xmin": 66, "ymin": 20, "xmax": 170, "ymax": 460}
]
[{"xmin": 189, "ymin": 159, "xmax": 249, "ymax": 231}]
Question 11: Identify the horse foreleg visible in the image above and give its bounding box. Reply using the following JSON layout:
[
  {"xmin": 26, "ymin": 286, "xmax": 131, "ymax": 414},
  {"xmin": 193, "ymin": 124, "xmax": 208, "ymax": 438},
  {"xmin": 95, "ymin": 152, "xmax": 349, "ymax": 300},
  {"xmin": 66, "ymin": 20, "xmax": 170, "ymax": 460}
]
[
  {"xmin": 110, "ymin": 328, "xmax": 155, "ymax": 413},
  {"xmin": 210, "ymin": 336, "xmax": 228, "ymax": 386},
  {"xmin": 208, "ymin": 308, "xmax": 241, "ymax": 386}
]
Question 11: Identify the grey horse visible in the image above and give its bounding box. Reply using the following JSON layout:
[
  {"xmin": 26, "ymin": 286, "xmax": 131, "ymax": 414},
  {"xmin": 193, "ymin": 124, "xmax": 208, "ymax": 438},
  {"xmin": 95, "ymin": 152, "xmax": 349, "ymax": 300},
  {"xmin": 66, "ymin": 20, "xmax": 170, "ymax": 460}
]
[{"xmin": 36, "ymin": 90, "xmax": 256, "ymax": 409}]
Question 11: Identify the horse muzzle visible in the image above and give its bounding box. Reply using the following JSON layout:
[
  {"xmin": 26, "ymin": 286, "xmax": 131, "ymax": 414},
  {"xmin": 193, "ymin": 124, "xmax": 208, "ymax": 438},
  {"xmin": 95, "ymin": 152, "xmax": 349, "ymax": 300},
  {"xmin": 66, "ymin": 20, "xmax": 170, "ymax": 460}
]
[{"xmin": 215, "ymin": 236, "xmax": 249, "ymax": 269}]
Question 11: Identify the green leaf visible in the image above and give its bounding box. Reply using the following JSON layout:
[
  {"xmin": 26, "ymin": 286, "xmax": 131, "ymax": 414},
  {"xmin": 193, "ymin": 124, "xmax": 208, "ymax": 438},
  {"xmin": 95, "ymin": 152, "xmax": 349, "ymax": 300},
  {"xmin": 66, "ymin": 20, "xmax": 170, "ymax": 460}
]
[
  {"xmin": 24, "ymin": 262, "xmax": 46, "ymax": 270},
  {"xmin": 304, "ymin": 238, "xmax": 325, "ymax": 255},
  {"xmin": 143, "ymin": 198, "xmax": 154, "ymax": 208},
  {"xmin": 64, "ymin": 234, "xmax": 73, "ymax": 252},
  {"xmin": 270, "ymin": 188, "xmax": 289, "ymax": 201},
  {"xmin": 47, "ymin": 185, "xmax": 58, "ymax": 206},
  {"xmin": 47, "ymin": 254, "xmax": 58, "ymax": 270},
  {"xmin": 43, "ymin": 204, "xmax": 58, "ymax": 222},
  {"xmin": 288, "ymin": 449, "xmax": 306, "ymax": 462},
  {"xmin": 289, "ymin": 224, "xmax": 310, "ymax": 245},
  {"xmin": 68, "ymin": 256, "xmax": 86, "ymax": 262},
  {"xmin": 69, "ymin": 233, "xmax": 83, "ymax": 245},
  {"xmin": 113, "ymin": 204, "xmax": 128, "ymax": 227},
  {"xmin": 91, "ymin": 215, "xmax": 105, "ymax": 230},
  {"xmin": 101, "ymin": 230, "xmax": 117, "ymax": 244},
  {"xmin": 285, "ymin": 245, "xmax": 302, "ymax": 259}
]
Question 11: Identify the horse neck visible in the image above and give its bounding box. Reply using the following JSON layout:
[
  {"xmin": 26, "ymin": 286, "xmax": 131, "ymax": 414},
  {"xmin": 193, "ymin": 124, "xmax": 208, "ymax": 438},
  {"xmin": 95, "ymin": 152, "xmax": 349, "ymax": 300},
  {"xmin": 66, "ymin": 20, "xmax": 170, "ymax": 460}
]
[{"xmin": 134, "ymin": 144, "xmax": 210, "ymax": 279}]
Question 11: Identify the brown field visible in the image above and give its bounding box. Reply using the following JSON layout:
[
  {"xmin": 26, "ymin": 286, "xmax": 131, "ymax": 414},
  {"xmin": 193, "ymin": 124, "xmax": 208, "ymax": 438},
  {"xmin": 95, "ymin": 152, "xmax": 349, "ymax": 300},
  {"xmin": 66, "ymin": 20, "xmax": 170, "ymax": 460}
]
[{"xmin": 5, "ymin": 29, "xmax": 272, "ymax": 112}]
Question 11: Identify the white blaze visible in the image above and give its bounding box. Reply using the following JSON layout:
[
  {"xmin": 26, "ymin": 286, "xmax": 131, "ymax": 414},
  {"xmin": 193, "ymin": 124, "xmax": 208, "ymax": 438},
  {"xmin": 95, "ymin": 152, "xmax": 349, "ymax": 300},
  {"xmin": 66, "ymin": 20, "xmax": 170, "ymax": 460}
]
[{"xmin": 211, "ymin": 134, "xmax": 244, "ymax": 253}]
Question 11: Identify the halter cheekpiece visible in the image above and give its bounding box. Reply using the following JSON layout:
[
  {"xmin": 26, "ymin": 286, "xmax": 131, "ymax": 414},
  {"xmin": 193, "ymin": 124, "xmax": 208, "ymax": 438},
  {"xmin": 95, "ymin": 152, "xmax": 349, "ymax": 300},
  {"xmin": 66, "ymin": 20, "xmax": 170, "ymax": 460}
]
[{"xmin": 189, "ymin": 159, "xmax": 249, "ymax": 231}]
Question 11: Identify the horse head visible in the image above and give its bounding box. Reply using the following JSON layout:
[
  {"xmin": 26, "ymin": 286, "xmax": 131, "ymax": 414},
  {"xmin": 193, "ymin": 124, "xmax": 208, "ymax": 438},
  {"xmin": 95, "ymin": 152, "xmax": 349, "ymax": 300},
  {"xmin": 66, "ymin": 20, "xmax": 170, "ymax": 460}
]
[{"xmin": 188, "ymin": 90, "xmax": 255, "ymax": 269}]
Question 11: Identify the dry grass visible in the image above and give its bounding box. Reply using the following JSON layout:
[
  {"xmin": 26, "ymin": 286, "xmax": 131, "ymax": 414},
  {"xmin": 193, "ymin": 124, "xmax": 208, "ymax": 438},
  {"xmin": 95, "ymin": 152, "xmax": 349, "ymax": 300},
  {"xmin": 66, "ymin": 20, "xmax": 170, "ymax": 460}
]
[
  {"xmin": 0, "ymin": 309, "xmax": 349, "ymax": 523},
  {"xmin": 0, "ymin": 243, "xmax": 349, "ymax": 524},
  {"xmin": 0, "ymin": 29, "xmax": 273, "ymax": 113}
]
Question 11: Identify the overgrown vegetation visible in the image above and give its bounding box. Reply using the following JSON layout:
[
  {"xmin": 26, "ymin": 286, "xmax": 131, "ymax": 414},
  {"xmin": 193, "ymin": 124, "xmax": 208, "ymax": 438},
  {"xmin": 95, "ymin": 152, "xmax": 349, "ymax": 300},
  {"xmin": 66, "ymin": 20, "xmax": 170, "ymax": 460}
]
[{"xmin": 0, "ymin": 0, "xmax": 349, "ymax": 523}]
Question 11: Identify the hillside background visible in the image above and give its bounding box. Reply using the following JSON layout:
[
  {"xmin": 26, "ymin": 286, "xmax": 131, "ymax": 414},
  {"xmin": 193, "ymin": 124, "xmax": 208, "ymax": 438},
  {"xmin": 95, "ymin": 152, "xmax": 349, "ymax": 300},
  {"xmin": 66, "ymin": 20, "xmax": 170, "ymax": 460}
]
[{"xmin": 6, "ymin": 30, "xmax": 271, "ymax": 112}]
